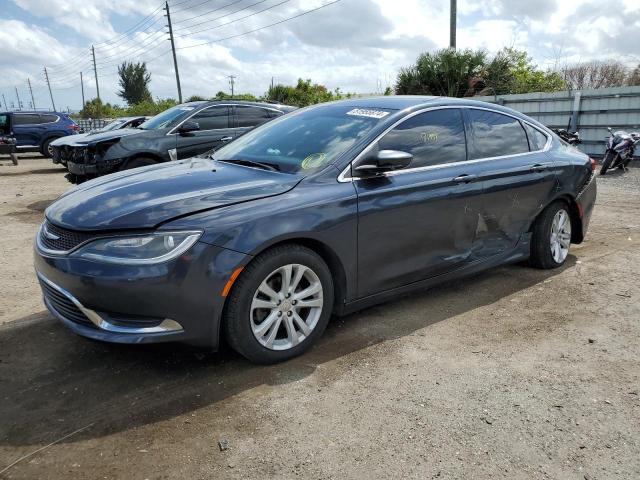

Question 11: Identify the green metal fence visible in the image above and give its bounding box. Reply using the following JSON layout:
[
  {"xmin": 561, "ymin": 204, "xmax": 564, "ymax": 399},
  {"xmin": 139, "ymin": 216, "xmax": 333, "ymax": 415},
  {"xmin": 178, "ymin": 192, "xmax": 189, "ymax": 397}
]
[{"xmin": 473, "ymin": 86, "xmax": 640, "ymax": 158}]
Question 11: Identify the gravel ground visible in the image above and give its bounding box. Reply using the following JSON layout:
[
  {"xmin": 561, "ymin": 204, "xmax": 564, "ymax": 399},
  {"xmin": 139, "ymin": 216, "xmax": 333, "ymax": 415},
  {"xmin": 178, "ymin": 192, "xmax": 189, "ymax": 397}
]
[{"xmin": 0, "ymin": 156, "xmax": 639, "ymax": 480}]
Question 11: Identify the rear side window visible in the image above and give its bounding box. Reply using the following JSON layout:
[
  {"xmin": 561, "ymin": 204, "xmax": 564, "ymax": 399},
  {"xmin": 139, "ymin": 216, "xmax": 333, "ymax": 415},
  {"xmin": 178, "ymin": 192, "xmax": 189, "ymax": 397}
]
[
  {"xmin": 236, "ymin": 106, "xmax": 271, "ymax": 128},
  {"xmin": 377, "ymin": 108, "xmax": 467, "ymax": 168},
  {"xmin": 191, "ymin": 106, "xmax": 229, "ymax": 130},
  {"xmin": 523, "ymin": 123, "xmax": 548, "ymax": 151},
  {"xmin": 13, "ymin": 114, "xmax": 41, "ymax": 125},
  {"xmin": 40, "ymin": 114, "xmax": 59, "ymax": 123},
  {"xmin": 467, "ymin": 109, "xmax": 529, "ymax": 159}
]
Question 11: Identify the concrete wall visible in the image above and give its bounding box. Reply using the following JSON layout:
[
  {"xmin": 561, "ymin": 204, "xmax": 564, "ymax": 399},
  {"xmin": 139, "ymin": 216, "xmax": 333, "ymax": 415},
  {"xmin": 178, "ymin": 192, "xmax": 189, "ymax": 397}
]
[{"xmin": 473, "ymin": 86, "xmax": 640, "ymax": 158}]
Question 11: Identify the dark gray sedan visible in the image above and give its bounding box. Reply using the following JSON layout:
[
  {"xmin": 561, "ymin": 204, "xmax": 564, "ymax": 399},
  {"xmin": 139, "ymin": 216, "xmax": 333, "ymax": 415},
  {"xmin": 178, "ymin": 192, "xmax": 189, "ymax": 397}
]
[{"xmin": 34, "ymin": 96, "xmax": 596, "ymax": 364}]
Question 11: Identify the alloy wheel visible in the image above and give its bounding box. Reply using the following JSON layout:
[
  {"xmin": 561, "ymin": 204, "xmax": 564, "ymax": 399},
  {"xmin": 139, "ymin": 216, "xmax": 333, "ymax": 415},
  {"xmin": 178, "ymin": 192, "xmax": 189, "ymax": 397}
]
[
  {"xmin": 250, "ymin": 264, "xmax": 323, "ymax": 351},
  {"xmin": 550, "ymin": 209, "xmax": 571, "ymax": 264}
]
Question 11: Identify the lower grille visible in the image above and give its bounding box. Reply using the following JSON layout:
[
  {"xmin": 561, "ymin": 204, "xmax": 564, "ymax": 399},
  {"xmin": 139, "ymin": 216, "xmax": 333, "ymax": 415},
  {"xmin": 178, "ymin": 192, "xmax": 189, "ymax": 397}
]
[{"xmin": 40, "ymin": 279, "xmax": 94, "ymax": 327}]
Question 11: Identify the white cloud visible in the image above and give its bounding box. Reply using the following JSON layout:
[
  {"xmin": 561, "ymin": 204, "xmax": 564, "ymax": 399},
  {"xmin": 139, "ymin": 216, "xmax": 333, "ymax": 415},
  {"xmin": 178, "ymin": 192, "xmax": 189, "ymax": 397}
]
[{"xmin": 2, "ymin": 0, "xmax": 640, "ymax": 111}]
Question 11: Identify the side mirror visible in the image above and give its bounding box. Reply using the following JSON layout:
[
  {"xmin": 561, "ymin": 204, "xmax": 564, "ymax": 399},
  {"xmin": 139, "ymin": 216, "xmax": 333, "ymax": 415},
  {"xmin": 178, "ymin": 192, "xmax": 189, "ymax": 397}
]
[
  {"xmin": 354, "ymin": 150, "xmax": 413, "ymax": 176},
  {"xmin": 178, "ymin": 121, "xmax": 200, "ymax": 136}
]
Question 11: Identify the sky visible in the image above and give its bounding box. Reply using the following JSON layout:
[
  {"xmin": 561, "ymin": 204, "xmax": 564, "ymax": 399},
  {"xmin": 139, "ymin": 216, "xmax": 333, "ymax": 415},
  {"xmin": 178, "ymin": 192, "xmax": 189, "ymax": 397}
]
[{"xmin": 1, "ymin": 0, "xmax": 639, "ymax": 112}]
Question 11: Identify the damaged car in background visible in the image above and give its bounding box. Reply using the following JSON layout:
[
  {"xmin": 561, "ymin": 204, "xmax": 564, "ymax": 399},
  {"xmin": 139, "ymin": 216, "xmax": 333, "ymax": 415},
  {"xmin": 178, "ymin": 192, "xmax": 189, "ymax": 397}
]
[
  {"xmin": 63, "ymin": 100, "xmax": 295, "ymax": 183},
  {"xmin": 50, "ymin": 116, "xmax": 148, "ymax": 169}
]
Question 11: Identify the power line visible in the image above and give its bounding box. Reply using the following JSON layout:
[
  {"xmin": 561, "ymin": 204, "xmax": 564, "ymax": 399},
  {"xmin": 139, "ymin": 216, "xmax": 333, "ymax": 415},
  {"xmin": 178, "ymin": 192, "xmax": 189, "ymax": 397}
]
[
  {"xmin": 174, "ymin": 0, "xmax": 276, "ymax": 35},
  {"xmin": 170, "ymin": 0, "xmax": 214, "ymax": 14},
  {"xmin": 176, "ymin": 0, "xmax": 342, "ymax": 49},
  {"xmin": 172, "ymin": 0, "xmax": 244, "ymax": 26}
]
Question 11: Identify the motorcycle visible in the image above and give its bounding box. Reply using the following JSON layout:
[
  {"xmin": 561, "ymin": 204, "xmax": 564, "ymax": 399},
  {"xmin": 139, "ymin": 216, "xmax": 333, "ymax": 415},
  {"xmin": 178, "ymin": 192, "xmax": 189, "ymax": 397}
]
[{"xmin": 600, "ymin": 127, "xmax": 640, "ymax": 175}]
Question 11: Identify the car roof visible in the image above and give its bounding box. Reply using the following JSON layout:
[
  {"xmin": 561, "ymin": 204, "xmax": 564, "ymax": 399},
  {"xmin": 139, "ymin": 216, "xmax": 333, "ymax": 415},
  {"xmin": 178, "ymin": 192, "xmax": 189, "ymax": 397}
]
[
  {"xmin": 330, "ymin": 95, "xmax": 543, "ymax": 126},
  {"xmin": 196, "ymin": 100, "xmax": 295, "ymax": 111},
  {"xmin": 3, "ymin": 110, "xmax": 68, "ymax": 115}
]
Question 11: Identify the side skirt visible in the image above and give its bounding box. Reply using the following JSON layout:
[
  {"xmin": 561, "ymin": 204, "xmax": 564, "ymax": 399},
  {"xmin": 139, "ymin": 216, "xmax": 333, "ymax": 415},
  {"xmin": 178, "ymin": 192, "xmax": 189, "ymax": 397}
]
[{"xmin": 338, "ymin": 233, "xmax": 532, "ymax": 316}]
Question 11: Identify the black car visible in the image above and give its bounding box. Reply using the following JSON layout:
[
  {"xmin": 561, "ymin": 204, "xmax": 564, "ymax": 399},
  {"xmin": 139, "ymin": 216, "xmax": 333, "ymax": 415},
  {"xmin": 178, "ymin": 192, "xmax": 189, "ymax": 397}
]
[
  {"xmin": 34, "ymin": 97, "xmax": 596, "ymax": 364},
  {"xmin": 50, "ymin": 116, "xmax": 149, "ymax": 168},
  {"xmin": 63, "ymin": 101, "xmax": 295, "ymax": 183}
]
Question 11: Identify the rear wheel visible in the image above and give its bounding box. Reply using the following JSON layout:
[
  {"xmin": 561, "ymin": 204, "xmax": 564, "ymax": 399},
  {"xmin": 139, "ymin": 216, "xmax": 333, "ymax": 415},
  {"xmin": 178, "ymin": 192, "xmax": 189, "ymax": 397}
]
[
  {"xmin": 529, "ymin": 201, "xmax": 572, "ymax": 269},
  {"xmin": 600, "ymin": 151, "xmax": 617, "ymax": 175},
  {"xmin": 224, "ymin": 244, "xmax": 334, "ymax": 364},
  {"xmin": 40, "ymin": 138, "xmax": 57, "ymax": 158}
]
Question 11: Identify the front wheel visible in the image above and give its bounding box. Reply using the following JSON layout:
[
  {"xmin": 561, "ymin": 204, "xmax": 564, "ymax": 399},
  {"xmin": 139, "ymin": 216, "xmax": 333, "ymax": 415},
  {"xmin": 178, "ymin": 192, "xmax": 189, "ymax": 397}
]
[
  {"xmin": 529, "ymin": 201, "xmax": 572, "ymax": 269},
  {"xmin": 600, "ymin": 151, "xmax": 617, "ymax": 175},
  {"xmin": 224, "ymin": 244, "xmax": 334, "ymax": 364}
]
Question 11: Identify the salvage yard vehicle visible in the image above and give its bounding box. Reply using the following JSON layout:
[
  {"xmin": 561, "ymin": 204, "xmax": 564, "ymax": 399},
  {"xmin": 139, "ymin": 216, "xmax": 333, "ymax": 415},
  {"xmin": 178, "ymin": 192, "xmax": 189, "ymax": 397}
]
[
  {"xmin": 0, "ymin": 110, "xmax": 79, "ymax": 157},
  {"xmin": 63, "ymin": 100, "xmax": 295, "ymax": 183},
  {"xmin": 600, "ymin": 127, "xmax": 639, "ymax": 175},
  {"xmin": 50, "ymin": 116, "xmax": 148, "ymax": 168},
  {"xmin": 34, "ymin": 96, "xmax": 597, "ymax": 364}
]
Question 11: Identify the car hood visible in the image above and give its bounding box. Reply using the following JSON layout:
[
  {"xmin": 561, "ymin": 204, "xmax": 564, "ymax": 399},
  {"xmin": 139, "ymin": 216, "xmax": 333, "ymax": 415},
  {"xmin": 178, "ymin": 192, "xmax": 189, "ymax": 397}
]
[
  {"xmin": 71, "ymin": 128, "xmax": 143, "ymax": 146},
  {"xmin": 46, "ymin": 158, "xmax": 301, "ymax": 230},
  {"xmin": 51, "ymin": 133, "xmax": 89, "ymax": 147}
]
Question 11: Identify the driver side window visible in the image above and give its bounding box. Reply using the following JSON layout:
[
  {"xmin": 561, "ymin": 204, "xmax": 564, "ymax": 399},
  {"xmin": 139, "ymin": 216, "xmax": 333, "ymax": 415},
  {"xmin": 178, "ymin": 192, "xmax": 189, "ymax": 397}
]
[{"xmin": 377, "ymin": 108, "xmax": 467, "ymax": 168}]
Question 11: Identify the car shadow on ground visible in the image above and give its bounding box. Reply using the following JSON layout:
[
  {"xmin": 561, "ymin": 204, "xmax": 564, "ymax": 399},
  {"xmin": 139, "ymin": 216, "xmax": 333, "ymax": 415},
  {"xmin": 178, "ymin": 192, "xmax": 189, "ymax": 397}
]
[{"xmin": 0, "ymin": 257, "xmax": 574, "ymax": 449}]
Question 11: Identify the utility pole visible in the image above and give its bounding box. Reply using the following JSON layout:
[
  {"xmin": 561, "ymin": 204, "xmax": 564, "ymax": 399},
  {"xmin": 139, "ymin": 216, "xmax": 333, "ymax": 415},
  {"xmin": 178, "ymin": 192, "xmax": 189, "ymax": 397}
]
[
  {"xmin": 80, "ymin": 72, "xmax": 85, "ymax": 107},
  {"xmin": 91, "ymin": 46, "xmax": 100, "ymax": 102},
  {"xmin": 449, "ymin": 0, "xmax": 457, "ymax": 49},
  {"xmin": 165, "ymin": 1, "xmax": 183, "ymax": 103},
  {"xmin": 43, "ymin": 67, "xmax": 56, "ymax": 111},
  {"xmin": 271, "ymin": 76, "xmax": 274, "ymax": 90},
  {"xmin": 1, "ymin": 93, "xmax": 7, "ymax": 110},
  {"xmin": 15, "ymin": 87, "xmax": 22, "ymax": 110},
  {"xmin": 228, "ymin": 75, "xmax": 236, "ymax": 98},
  {"xmin": 27, "ymin": 78, "xmax": 36, "ymax": 110}
]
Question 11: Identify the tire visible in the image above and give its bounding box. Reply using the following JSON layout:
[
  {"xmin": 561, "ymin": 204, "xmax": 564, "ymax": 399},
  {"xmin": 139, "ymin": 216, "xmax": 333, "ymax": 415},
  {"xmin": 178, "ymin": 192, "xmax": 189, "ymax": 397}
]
[
  {"xmin": 121, "ymin": 157, "xmax": 158, "ymax": 171},
  {"xmin": 600, "ymin": 151, "xmax": 616, "ymax": 175},
  {"xmin": 529, "ymin": 201, "xmax": 572, "ymax": 269},
  {"xmin": 224, "ymin": 244, "xmax": 334, "ymax": 364},
  {"xmin": 40, "ymin": 138, "xmax": 57, "ymax": 158}
]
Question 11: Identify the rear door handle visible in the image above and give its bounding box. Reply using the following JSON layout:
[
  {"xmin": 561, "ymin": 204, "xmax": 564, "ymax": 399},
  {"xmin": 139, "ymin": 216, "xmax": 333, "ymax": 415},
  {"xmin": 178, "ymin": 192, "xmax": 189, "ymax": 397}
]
[
  {"xmin": 453, "ymin": 174, "xmax": 478, "ymax": 183},
  {"xmin": 530, "ymin": 163, "xmax": 548, "ymax": 173}
]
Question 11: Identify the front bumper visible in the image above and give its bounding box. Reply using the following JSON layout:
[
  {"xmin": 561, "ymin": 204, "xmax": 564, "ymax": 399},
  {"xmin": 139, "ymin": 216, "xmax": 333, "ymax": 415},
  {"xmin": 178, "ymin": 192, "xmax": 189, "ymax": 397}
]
[
  {"xmin": 67, "ymin": 157, "xmax": 125, "ymax": 177},
  {"xmin": 34, "ymin": 240, "xmax": 249, "ymax": 348}
]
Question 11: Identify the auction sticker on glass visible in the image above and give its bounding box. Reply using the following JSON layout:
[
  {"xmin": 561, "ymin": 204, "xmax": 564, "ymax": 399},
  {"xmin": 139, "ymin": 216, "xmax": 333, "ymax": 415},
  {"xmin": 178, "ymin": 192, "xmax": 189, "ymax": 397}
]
[{"xmin": 346, "ymin": 108, "xmax": 390, "ymax": 119}]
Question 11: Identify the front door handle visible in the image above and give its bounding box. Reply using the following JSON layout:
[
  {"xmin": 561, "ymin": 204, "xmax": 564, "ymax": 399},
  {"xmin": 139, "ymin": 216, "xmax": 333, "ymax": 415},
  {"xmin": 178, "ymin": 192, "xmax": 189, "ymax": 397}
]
[
  {"xmin": 220, "ymin": 136, "xmax": 233, "ymax": 142},
  {"xmin": 530, "ymin": 163, "xmax": 548, "ymax": 173},
  {"xmin": 453, "ymin": 174, "xmax": 478, "ymax": 183}
]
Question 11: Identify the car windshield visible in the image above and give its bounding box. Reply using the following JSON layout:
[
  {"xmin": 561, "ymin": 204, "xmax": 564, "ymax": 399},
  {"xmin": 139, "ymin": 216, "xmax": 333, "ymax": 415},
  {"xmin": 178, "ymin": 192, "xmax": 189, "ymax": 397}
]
[
  {"xmin": 138, "ymin": 104, "xmax": 201, "ymax": 130},
  {"xmin": 96, "ymin": 119, "xmax": 127, "ymax": 132},
  {"xmin": 213, "ymin": 104, "xmax": 393, "ymax": 174}
]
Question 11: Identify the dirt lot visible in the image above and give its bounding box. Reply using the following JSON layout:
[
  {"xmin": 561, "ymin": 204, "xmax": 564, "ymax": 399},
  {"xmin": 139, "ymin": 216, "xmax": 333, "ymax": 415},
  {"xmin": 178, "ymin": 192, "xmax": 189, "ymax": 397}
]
[{"xmin": 0, "ymin": 156, "xmax": 639, "ymax": 480}]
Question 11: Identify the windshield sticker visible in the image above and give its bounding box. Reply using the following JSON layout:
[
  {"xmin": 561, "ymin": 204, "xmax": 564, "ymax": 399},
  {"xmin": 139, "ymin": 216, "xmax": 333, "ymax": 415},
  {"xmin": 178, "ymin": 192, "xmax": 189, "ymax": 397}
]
[
  {"xmin": 267, "ymin": 148, "xmax": 281, "ymax": 155},
  {"xmin": 301, "ymin": 153, "xmax": 328, "ymax": 170},
  {"xmin": 178, "ymin": 107, "xmax": 195, "ymax": 111},
  {"xmin": 346, "ymin": 108, "xmax": 390, "ymax": 119}
]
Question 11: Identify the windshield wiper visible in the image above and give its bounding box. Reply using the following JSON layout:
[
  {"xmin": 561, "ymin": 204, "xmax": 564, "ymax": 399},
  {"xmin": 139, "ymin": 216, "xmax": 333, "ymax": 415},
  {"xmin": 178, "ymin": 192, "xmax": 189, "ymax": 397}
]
[{"xmin": 217, "ymin": 158, "xmax": 279, "ymax": 172}]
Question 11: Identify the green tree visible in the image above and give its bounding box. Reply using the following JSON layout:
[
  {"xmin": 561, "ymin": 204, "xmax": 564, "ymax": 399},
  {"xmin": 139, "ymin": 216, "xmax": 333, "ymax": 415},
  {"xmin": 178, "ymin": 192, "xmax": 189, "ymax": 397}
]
[
  {"xmin": 117, "ymin": 62, "xmax": 152, "ymax": 105},
  {"xmin": 265, "ymin": 78, "xmax": 346, "ymax": 106},
  {"xmin": 395, "ymin": 48, "xmax": 486, "ymax": 97},
  {"xmin": 396, "ymin": 47, "xmax": 565, "ymax": 97}
]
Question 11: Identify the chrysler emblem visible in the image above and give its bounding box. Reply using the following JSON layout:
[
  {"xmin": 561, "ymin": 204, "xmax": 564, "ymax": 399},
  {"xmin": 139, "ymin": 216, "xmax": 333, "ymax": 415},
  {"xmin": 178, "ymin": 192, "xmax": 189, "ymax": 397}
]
[{"xmin": 43, "ymin": 224, "xmax": 60, "ymax": 241}]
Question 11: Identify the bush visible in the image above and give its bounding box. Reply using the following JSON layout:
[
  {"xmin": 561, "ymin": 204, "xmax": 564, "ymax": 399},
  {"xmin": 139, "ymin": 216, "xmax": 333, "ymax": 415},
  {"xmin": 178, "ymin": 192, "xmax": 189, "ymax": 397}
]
[
  {"xmin": 265, "ymin": 79, "xmax": 349, "ymax": 107},
  {"xmin": 79, "ymin": 98, "xmax": 178, "ymax": 119}
]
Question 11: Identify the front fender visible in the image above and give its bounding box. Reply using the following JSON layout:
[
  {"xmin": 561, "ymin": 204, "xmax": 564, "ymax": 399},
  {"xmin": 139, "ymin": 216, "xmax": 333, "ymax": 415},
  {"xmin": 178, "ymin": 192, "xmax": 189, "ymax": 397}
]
[{"xmin": 164, "ymin": 173, "xmax": 359, "ymax": 302}]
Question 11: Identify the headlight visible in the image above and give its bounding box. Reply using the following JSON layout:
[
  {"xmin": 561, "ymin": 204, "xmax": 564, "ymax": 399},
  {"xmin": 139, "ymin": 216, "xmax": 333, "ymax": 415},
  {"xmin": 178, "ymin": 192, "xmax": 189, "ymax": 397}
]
[{"xmin": 71, "ymin": 231, "xmax": 202, "ymax": 265}]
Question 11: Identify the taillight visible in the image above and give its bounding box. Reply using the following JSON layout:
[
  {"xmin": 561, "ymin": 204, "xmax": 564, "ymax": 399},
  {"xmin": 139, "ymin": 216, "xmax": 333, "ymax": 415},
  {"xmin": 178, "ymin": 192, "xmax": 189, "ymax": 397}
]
[
  {"xmin": 589, "ymin": 157, "xmax": 597, "ymax": 172},
  {"xmin": 69, "ymin": 124, "xmax": 80, "ymax": 131}
]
